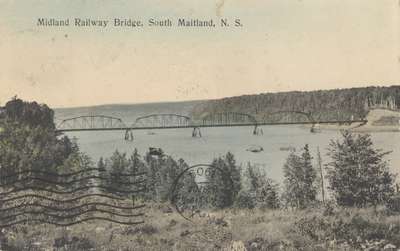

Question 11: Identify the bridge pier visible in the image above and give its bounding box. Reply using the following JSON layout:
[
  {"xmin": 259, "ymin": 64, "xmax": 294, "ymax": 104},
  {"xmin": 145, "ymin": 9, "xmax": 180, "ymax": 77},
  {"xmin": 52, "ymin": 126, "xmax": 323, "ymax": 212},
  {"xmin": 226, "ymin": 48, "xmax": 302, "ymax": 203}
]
[
  {"xmin": 124, "ymin": 129, "xmax": 134, "ymax": 141},
  {"xmin": 192, "ymin": 127, "xmax": 202, "ymax": 137},
  {"xmin": 253, "ymin": 125, "xmax": 263, "ymax": 135},
  {"xmin": 310, "ymin": 123, "xmax": 321, "ymax": 133}
]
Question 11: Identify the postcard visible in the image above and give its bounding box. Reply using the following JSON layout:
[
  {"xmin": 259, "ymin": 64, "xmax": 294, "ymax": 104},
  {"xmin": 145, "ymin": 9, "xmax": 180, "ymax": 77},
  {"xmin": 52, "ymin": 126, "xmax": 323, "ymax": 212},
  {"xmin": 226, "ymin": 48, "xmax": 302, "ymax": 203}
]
[{"xmin": 0, "ymin": 1, "xmax": 399, "ymax": 250}]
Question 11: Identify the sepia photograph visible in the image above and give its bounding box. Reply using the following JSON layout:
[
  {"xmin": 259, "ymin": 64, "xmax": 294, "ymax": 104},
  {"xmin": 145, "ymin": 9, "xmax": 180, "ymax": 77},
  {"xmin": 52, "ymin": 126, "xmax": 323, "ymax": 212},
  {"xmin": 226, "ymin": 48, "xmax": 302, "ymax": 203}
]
[{"xmin": 0, "ymin": 0, "xmax": 399, "ymax": 250}]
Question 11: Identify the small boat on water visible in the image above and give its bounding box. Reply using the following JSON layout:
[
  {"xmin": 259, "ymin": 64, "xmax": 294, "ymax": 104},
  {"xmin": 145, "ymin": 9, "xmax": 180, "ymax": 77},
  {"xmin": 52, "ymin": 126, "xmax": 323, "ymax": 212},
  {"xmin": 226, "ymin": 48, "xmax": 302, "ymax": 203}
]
[
  {"xmin": 310, "ymin": 123, "xmax": 322, "ymax": 133},
  {"xmin": 149, "ymin": 147, "xmax": 164, "ymax": 156},
  {"xmin": 279, "ymin": 146, "xmax": 296, "ymax": 152},
  {"xmin": 147, "ymin": 131, "xmax": 156, "ymax": 135},
  {"xmin": 246, "ymin": 145, "xmax": 264, "ymax": 153}
]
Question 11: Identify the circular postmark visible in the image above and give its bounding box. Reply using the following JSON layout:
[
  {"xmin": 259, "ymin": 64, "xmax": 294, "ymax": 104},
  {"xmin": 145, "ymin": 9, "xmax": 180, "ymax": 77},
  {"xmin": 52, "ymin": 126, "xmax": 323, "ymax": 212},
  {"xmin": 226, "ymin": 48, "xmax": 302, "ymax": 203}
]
[{"xmin": 169, "ymin": 164, "xmax": 234, "ymax": 222}]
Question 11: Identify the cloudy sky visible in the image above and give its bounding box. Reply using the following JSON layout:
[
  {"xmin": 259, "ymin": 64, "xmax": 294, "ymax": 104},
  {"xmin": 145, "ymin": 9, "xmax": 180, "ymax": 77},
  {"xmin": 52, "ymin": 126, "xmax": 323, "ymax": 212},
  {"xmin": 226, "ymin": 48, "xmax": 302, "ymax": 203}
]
[{"xmin": 0, "ymin": 0, "xmax": 399, "ymax": 107}]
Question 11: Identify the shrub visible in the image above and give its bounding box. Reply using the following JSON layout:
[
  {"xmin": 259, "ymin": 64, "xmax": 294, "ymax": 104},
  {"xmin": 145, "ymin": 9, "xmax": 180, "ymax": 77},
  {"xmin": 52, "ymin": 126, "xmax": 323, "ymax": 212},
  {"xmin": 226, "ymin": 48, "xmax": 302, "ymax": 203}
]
[
  {"xmin": 386, "ymin": 194, "xmax": 400, "ymax": 213},
  {"xmin": 241, "ymin": 164, "xmax": 280, "ymax": 209},
  {"xmin": 53, "ymin": 233, "xmax": 95, "ymax": 251},
  {"xmin": 294, "ymin": 211, "xmax": 400, "ymax": 248},
  {"xmin": 234, "ymin": 190, "xmax": 256, "ymax": 209}
]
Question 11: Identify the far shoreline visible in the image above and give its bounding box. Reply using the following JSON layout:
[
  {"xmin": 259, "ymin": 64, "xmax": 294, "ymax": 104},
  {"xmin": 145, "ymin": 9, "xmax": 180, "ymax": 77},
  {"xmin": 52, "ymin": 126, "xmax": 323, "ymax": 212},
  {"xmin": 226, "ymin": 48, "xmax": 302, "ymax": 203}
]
[{"xmin": 318, "ymin": 124, "xmax": 400, "ymax": 133}]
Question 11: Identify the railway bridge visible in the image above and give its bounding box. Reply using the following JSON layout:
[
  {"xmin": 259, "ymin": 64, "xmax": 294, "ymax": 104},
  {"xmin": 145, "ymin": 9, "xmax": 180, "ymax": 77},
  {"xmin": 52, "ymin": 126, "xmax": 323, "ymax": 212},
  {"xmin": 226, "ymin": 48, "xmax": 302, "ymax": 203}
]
[{"xmin": 55, "ymin": 111, "xmax": 367, "ymax": 138}]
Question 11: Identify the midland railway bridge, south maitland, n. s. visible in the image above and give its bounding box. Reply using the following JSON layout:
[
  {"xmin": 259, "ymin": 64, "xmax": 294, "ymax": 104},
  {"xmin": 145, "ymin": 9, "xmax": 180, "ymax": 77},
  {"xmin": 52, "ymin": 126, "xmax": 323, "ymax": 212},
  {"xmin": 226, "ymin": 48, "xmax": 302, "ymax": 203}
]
[{"xmin": 55, "ymin": 111, "xmax": 367, "ymax": 137}]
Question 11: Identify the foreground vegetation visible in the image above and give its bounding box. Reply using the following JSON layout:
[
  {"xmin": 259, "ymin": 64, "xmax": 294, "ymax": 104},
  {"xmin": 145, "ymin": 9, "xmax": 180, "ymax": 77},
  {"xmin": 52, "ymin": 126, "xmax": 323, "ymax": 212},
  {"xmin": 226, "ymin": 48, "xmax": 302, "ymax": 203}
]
[
  {"xmin": 2, "ymin": 204, "xmax": 400, "ymax": 250},
  {"xmin": 1, "ymin": 98, "xmax": 400, "ymax": 250}
]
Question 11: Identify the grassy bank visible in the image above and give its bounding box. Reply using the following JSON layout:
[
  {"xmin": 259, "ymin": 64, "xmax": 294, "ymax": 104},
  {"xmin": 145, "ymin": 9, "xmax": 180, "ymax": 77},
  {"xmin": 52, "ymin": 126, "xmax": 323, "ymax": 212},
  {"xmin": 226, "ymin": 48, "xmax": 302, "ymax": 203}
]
[{"xmin": 2, "ymin": 203, "xmax": 400, "ymax": 251}]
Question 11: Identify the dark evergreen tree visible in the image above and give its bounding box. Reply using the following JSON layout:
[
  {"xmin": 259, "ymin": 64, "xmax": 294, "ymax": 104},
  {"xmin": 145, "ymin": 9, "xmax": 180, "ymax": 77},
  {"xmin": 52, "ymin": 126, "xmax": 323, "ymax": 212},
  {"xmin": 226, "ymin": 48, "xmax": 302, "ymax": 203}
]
[
  {"xmin": 128, "ymin": 149, "xmax": 147, "ymax": 200},
  {"xmin": 130, "ymin": 149, "xmax": 146, "ymax": 174},
  {"xmin": 261, "ymin": 180, "xmax": 280, "ymax": 209},
  {"xmin": 97, "ymin": 157, "xmax": 108, "ymax": 192},
  {"xmin": 326, "ymin": 131, "xmax": 395, "ymax": 207},
  {"xmin": 205, "ymin": 152, "xmax": 241, "ymax": 209},
  {"xmin": 234, "ymin": 190, "xmax": 256, "ymax": 209},
  {"xmin": 0, "ymin": 98, "xmax": 82, "ymax": 189},
  {"xmin": 282, "ymin": 152, "xmax": 303, "ymax": 208},
  {"xmin": 300, "ymin": 144, "xmax": 318, "ymax": 204},
  {"xmin": 156, "ymin": 156, "xmax": 180, "ymax": 201},
  {"xmin": 171, "ymin": 159, "xmax": 200, "ymax": 210},
  {"xmin": 282, "ymin": 145, "xmax": 318, "ymax": 209},
  {"xmin": 143, "ymin": 152, "xmax": 162, "ymax": 201},
  {"xmin": 141, "ymin": 151, "xmax": 193, "ymax": 202},
  {"xmin": 241, "ymin": 164, "xmax": 280, "ymax": 209},
  {"xmin": 106, "ymin": 150, "xmax": 130, "ymax": 196}
]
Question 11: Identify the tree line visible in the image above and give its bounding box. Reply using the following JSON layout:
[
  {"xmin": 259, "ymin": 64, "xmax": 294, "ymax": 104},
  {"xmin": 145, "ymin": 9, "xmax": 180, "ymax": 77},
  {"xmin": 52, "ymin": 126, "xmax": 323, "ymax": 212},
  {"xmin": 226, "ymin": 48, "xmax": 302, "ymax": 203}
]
[{"xmin": 191, "ymin": 85, "xmax": 400, "ymax": 122}]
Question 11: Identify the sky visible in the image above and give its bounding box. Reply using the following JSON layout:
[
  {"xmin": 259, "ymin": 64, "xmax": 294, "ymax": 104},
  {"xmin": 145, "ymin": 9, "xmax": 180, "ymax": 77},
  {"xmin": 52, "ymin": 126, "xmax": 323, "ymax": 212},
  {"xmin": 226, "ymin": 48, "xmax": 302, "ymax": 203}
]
[{"xmin": 0, "ymin": 0, "xmax": 399, "ymax": 108}]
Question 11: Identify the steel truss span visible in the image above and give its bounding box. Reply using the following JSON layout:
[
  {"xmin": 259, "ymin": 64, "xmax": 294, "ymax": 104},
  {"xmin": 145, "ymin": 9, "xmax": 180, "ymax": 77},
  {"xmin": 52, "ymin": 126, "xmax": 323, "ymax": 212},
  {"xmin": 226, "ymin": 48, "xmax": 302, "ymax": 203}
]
[
  {"xmin": 55, "ymin": 112, "xmax": 367, "ymax": 132},
  {"xmin": 133, "ymin": 114, "xmax": 191, "ymax": 128},
  {"xmin": 262, "ymin": 110, "xmax": 316, "ymax": 124},
  {"xmin": 201, "ymin": 112, "xmax": 258, "ymax": 126},
  {"xmin": 57, "ymin": 115, "xmax": 126, "ymax": 130}
]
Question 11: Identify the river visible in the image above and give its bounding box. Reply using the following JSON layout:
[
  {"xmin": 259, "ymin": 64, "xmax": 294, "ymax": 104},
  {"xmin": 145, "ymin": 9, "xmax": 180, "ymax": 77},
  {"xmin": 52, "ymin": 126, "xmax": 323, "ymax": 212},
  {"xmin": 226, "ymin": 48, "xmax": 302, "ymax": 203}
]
[
  {"xmin": 56, "ymin": 102, "xmax": 400, "ymax": 183},
  {"xmin": 63, "ymin": 125, "xmax": 400, "ymax": 183}
]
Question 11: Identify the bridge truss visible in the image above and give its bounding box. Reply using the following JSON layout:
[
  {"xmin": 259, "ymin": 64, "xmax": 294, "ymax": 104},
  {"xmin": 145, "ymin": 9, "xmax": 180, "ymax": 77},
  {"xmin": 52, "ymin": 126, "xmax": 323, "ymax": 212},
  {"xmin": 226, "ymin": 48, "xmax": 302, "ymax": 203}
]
[
  {"xmin": 200, "ymin": 112, "xmax": 259, "ymax": 135},
  {"xmin": 201, "ymin": 112, "xmax": 258, "ymax": 126},
  {"xmin": 262, "ymin": 110, "xmax": 316, "ymax": 124},
  {"xmin": 57, "ymin": 116, "xmax": 126, "ymax": 131},
  {"xmin": 55, "ymin": 111, "xmax": 367, "ymax": 136},
  {"xmin": 133, "ymin": 114, "xmax": 192, "ymax": 129}
]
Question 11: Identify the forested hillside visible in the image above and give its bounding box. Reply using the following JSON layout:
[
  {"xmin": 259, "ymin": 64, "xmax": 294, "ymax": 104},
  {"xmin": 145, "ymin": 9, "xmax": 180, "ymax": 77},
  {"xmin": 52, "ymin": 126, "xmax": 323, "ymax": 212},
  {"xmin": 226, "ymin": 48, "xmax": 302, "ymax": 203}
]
[{"xmin": 191, "ymin": 86, "xmax": 400, "ymax": 122}]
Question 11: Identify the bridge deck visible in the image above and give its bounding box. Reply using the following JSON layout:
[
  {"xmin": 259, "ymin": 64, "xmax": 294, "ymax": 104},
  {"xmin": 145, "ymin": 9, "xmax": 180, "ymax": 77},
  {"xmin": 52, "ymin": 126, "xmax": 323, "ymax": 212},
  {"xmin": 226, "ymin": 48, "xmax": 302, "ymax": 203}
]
[{"xmin": 56, "ymin": 120, "xmax": 367, "ymax": 132}]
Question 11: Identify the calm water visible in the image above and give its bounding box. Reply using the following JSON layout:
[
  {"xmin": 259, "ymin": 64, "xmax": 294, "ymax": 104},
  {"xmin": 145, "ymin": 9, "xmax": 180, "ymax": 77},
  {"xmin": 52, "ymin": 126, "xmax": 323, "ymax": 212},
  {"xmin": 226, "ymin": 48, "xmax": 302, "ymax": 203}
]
[
  {"xmin": 56, "ymin": 102, "xmax": 400, "ymax": 183},
  {"xmin": 65, "ymin": 125, "xmax": 400, "ymax": 183}
]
